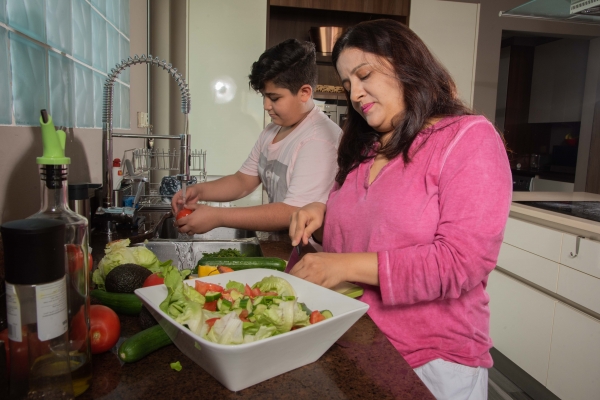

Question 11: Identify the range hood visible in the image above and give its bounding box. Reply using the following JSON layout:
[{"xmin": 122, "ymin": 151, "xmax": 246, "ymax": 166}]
[{"xmin": 501, "ymin": 0, "xmax": 600, "ymax": 24}]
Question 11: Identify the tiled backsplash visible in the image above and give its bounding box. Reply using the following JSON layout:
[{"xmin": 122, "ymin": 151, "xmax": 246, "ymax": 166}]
[{"xmin": 0, "ymin": 0, "xmax": 130, "ymax": 128}]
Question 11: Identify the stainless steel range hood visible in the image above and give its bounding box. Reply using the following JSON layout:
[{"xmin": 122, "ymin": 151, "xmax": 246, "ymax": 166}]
[{"xmin": 501, "ymin": 0, "xmax": 600, "ymax": 24}]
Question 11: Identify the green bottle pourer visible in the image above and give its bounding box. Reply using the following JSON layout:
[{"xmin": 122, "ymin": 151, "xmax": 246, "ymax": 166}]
[{"xmin": 37, "ymin": 109, "xmax": 71, "ymax": 165}]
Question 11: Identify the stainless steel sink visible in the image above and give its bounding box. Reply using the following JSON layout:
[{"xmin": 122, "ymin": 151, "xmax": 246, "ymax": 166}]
[
  {"xmin": 136, "ymin": 239, "xmax": 263, "ymax": 271},
  {"xmin": 156, "ymin": 217, "xmax": 258, "ymax": 240}
]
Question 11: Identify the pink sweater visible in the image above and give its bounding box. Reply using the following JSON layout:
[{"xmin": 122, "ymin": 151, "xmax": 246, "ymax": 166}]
[{"xmin": 323, "ymin": 116, "xmax": 512, "ymax": 369}]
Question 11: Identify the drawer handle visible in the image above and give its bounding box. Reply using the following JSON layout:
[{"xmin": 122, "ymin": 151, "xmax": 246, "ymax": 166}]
[{"xmin": 569, "ymin": 236, "xmax": 584, "ymax": 258}]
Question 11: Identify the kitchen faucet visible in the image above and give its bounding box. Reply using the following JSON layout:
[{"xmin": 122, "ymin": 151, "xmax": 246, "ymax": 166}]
[{"xmin": 101, "ymin": 54, "xmax": 192, "ymax": 210}]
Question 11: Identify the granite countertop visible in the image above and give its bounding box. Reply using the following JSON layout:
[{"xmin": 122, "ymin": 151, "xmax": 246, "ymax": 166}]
[
  {"xmin": 62, "ymin": 234, "xmax": 434, "ymax": 399},
  {"xmin": 511, "ymin": 192, "xmax": 600, "ymax": 240}
]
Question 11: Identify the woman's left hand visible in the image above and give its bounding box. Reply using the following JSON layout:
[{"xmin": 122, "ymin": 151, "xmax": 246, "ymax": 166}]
[
  {"xmin": 289, "ymin": 252, "xmax": 349, "ymax": 289},
  {"xmin": 290, "ymin": 251, "xmax": 380, "ymax": 288}
]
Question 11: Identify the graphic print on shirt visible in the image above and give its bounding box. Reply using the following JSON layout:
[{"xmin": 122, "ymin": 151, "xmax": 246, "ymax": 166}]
[{"xmin": 258, "ymin": 153, "xmax": 288, "ymax": 203}]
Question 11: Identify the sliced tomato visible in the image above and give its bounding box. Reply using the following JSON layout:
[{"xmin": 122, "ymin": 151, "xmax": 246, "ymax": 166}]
[
  {"xmin": 205, "ymin": 318, "xmax": 220, "ymax": 329},
  {"xmin": 203, "ymin": 301, "xmax": 218, "ymax": 312},
  {"xmin": 251, "ymin": 287, "xmax": 262, "ymax": 297},
  {"xmin": 217, "ymin": 266, "xmax": 234, "ymax": 273},
  {"xmin": 239, "ymin": 309, "xmax": 249, "ymax": 322},
  {"xmin": 142, "ymin": 272, "xmax": 164, "ymax": 287},
  {"xmin": 194, "ymin": 281, "xmax": 224, "ymax": 296},
  {"xmin": 310, "ymin": 310, "xmax": 326, "ymax": 324},
  {"xmin": 244, "ymin": 284, "xmax": 254, "ymax": 297},
  {"xmin": 221, "ymin": 292, "xmax": 233, "ymax": 302}
]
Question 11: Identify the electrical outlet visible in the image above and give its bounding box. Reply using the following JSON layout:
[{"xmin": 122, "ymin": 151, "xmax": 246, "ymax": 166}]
[{"xmin": 137, "ymin": 112, "xmax": 149, "ymax": 128}]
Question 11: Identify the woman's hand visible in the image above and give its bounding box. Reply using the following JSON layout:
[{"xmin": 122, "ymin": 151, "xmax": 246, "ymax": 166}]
[
  {"xmin": 174, "ymin": 204, "xmax": 221, "ymax": 235},
  {"xmin": 290, "ymin": 252, "xmax": 379, "ymax": 288},
  {"xmin": 289, "ymin": 202, "xmax": 326, "ymax": 246}
]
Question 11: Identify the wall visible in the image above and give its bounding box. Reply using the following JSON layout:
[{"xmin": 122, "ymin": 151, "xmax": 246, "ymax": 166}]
[
  {"xmin": 472, "ymin": 0, "xmax": 600, "ymax": 191},
  {"xmin": 0, "ymin": 0, "xmax": 148, "ymax": 224},
  {"xmin": 187, "ymin": 0, "xmax": 267, "ymax": 176},
  {"xmin": 528, "ymin": 39, "xmax": 589, "ymax": 124},
  {"xmin": 410, "ymin": 0, "xmax": 480, "ymax": 108}
]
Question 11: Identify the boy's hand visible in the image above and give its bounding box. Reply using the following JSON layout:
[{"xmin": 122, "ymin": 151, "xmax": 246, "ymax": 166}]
[
  {"xmin": 174, "ymin": 204, "xmax": 221, "ymax": 235},
  {"xmin": 289, "ymin": 202, "xmax": 326, "ymax": 247},
  {"xmin": 171, "ymin": 184, "xmax": 202, "ymax": 215}
]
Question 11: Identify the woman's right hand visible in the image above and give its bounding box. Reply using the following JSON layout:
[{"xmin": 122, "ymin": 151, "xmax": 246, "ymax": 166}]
[{"xmin": 289, "ymin": 202, "xmax": 327, "ymax": 246}]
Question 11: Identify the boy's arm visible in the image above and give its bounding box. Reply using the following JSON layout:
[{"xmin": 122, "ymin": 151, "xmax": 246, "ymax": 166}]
[
  {"xmin": 173, "ymin": 171, "xmax": 261, "ymax": 212},
  {"xmin": 176, "ymin": 202, "xmax": 300, "ymax": 234}
]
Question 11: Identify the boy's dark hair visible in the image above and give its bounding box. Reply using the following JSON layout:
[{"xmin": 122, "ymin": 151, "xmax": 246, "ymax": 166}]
[{"xmin": 249, "ymin": 39, "xmax": 317, "ymax": 94}]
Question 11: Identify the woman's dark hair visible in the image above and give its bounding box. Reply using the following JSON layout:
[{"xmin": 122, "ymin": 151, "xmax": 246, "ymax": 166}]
[
  {"xmin": 249, "ymin": 39, "xmax": 317, "ymax": 94},
  {"xmin": 332, "ymin": 19, "xmax": 473, "ymax": 185}
]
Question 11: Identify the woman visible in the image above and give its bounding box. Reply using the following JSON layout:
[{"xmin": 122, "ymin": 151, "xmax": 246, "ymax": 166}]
[{"xmin": 289, "ymin": 19, "xmax": 512, "ymax": 399}]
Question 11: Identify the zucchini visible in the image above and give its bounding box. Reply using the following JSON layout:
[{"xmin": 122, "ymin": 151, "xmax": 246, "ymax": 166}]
[
  {"xmin": 118, "ymin": 325, "xmax": 173, "ymax": 363},
  {"xmin": 193, "ymin": 257, "xmax": 286, "ymax": 274},
  {"xmin": 90, "ymin": 289, "xmax": 143, "ymax": 316}
]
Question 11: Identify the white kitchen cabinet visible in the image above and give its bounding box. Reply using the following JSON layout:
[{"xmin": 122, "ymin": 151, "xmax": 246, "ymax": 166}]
[
  {"xmin": 487, "ymin": 270, "xmax": 556, "ymax": 385},
  {"xmin": 497, "ymin": 242, "xmax": 559, "ymax": 292},
  {"xmin": 546, "ymin": 303, "xmax": 600, "ymax": 400},
  {"xmin": 491, "ymin": 215, "xmax": 600, "ymax": 398},
  {"xmin": 502, "ymin": 217, "xmax": 563, "ymax": 262},
  {"xmin": 560, "ymin": 233, "xmax": 600, "ymax": 279}
]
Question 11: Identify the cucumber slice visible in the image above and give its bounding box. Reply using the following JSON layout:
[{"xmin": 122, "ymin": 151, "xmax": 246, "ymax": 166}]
[
  {"xmin": 321, "ymin": 310, "xmax": 333, "ymax": 319},
  {"xmin": 205, "ymin": 291, "xmax": 222, "ymax": 302}
]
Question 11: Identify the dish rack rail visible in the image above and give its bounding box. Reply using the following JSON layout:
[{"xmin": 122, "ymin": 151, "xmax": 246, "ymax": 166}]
[
  {"xmin": 132, "ymin": 148, "xmax": 206, "ymax": 177},
  {"xmin": 119, "ymin": 148, "xmax": 207, "ymax": 209}
]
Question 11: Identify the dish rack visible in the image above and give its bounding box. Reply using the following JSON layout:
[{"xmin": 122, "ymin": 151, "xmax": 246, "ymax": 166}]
[{"xmin": 123, "ymin": 148, "xmax": 207, "ymax": 208}]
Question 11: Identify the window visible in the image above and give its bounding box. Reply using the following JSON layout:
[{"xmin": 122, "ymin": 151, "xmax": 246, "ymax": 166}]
[{"xmin": 0, "ymin": 0, "xmax": 130, "ymax": 128}]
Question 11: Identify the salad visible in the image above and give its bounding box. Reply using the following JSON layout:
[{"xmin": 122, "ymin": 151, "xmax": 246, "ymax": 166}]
[{"xmin": 159, "ymin": 266, "xmax": 332, "ymax": 345}]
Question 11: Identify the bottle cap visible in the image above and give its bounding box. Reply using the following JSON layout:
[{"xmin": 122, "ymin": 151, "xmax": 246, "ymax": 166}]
[
  {"xmin": 1, "ymin": 219, "xmax": 66, "ymax": 285},
  {"xmin": 37, "ymin": 110, "xmax": 71, "ymax": 165}
]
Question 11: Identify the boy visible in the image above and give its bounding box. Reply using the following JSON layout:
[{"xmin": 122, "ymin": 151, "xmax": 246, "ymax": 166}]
[{"xmin": 172, "ymin": 39, "xmax": 342, "ymax": 234}]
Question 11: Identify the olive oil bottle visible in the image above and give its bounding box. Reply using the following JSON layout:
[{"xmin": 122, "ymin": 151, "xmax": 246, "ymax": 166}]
[{"xmin": 26, "ymin": 110, "xmax": 93, "ymax": 396}]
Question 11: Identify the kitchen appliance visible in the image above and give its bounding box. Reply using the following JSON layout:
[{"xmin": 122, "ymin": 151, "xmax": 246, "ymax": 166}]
[
  {"xmin": 309, "ymin": 26, "xmax": 344, "ymax": 53},
  {"xmin": 135, "ymin": 268, "xmax": 369, "ymax": 391},
  {"xmin": 314, "ymin": 94, "xmax": 347, "ymax": 128}
]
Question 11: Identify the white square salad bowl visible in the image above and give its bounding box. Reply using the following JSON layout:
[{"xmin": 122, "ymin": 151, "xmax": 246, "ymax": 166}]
[{"xmin": 135, "ymin": 268, "xmax": 369, "ymax": 391}]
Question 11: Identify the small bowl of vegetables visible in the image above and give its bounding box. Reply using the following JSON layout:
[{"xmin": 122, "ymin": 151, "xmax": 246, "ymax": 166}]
[{"xmin": 134, "ymin": 268, "xmax": 369, "ymax": 391}]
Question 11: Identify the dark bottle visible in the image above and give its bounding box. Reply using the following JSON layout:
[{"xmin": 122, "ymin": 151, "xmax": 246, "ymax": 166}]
[{"xmin": 2, "ymin": 219, "xmax": 74, "ymax": 399}]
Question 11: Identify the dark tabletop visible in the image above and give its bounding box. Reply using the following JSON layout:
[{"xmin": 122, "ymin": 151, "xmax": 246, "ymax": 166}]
[{"xmin": 0, "ymin": 234, "xmax": 434, "ymax": 399}]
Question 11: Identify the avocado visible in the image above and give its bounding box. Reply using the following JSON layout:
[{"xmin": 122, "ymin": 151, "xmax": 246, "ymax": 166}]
[
  {"xmin": 139, "ymin": 305, "xmax": 158, "ymax": 330},
  {"xmin": 105, "ymin": 263, "xmax": 152, "ymax": 293}
]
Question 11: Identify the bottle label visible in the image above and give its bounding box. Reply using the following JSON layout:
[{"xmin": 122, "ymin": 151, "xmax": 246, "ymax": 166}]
[
  {"xmin": 5, "ymin": 283, "xmax": 22, "ymax": 342},
  {"xmin": 36, "ymin": 276, "xmax": 69, "ymax": 341}
]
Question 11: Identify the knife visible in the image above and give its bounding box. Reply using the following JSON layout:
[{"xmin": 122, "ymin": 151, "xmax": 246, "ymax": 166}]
[{"xmin": 284, "ymin": 244, "xmax": 301, "ymax": 273}]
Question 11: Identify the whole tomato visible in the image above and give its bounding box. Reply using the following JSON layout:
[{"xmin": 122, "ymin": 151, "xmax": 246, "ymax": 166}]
[
  {"xmin": 72, "ymin": 305, "xmax": 121, "ymax": 355},
  {"xmin": 66, "ymin": 245, "xmax": 93, "ymax": 273},
  {"xmin": 142, "ymin": 272, "xmax": 164, "ymax": 287},
  {"xmin": 176, "ymin": 208, "xmax": 193, "ymax": 220}
]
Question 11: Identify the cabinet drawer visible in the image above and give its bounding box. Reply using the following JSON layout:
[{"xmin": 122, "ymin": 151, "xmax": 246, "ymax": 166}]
[
  {"xmin": 560, "ymin": 234, "xmax": 600, "ymax": 279},
  {"xmin": 557, "ymin": 265, "xmax": 600, "ymax": 314},
  {"xmin": 546, "ymin": 303, "xmax": 600, "ymax": 400},
  {"xmin": 488, "ymin": 270, "xmax": 556, "ymax": 385},
  {"xmin": 497, "ymin": 243, "xmax": 559, "ymax": 292},
  {"xmin": 503, "ymin": 218, "xmax": 563, "ymax": 262}
]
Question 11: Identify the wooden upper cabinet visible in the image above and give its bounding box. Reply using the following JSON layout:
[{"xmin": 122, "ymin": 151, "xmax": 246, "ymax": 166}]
[{"xmin": 269, "ymin": 0, "xmax": 410, "ymax": 16}]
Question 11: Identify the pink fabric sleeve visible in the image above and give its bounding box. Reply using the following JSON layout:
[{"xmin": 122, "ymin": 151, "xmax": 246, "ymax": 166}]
[
  {"xmin": 283, "ymin": 138, "xmax": 338, "ymax": 207},
  {"xmin": 378, "ymin": 122, "xmax": 512, "ymax": 306}
]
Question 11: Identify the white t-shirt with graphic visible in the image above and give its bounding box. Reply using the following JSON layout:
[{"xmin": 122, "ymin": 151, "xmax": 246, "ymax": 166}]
[{"xmin": 239, "ymin": 106, "xmax": 341, "ymax": 206}]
